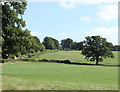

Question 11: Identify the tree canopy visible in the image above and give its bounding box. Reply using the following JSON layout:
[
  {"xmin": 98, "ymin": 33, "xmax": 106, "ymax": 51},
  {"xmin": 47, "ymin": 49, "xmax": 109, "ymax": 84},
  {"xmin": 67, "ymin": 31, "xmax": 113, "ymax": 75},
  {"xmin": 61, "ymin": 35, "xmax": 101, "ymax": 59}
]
[
  {"xmin": 2, "ymin": 1, "xmax": 27, "ymax": 58},
  {"xmin": 71, "ymin": 42, "xmax": 83, "ymax": 50},
  {"xmin": 43, "ymin": 37, "xmax": 59, "ymax": 50},
  {"xmin": 61, "ymin": 38, "xmax": 73, "ymax": 50},
  {"xmin": 112, "ymin": 45, "xmax": 120, "ymax": 51},
  {"xmin": 81, "ymin": 36, "xmax": 114, "ymax": 65},
  {"xmin": 2, "ymin": 1, "xmax": 45, "ymax": 59}
]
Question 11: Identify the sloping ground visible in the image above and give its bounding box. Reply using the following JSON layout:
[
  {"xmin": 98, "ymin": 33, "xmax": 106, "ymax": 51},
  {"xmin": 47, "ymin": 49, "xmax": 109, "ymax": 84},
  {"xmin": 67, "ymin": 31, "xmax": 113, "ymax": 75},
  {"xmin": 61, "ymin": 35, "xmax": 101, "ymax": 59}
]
[
  {"xmin": 31, "ymin": 50, "xmax": 118, "ymax": 65},
  {"xmin": 2, "ymin": 62, "xmax": 118, "ymax": 90}
]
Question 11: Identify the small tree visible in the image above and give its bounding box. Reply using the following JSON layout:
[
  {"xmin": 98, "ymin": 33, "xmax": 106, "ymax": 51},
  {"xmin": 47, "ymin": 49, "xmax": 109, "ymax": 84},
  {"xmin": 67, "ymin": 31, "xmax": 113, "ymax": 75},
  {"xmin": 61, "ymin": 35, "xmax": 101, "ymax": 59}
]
[{"xmin": 81, "ymin": 36, "xmax": 114, "ymax": 65}]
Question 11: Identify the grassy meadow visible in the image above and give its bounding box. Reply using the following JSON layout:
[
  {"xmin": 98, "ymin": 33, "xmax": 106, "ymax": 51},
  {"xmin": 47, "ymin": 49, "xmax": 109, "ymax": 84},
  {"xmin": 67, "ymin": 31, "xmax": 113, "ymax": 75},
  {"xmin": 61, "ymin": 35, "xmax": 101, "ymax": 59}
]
[
  {"xmin": 31, "ymin": 50, "xmax": 118, "ymax": 65},
  {"xmin": 2, "ymin": 50, "xmax": 119, "ymax": 90}
]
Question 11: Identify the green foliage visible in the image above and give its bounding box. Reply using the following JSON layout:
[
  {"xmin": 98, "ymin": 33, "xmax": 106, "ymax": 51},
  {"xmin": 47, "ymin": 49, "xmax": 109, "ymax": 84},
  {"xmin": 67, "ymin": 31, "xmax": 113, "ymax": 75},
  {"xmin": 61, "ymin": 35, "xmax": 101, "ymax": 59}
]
[
  {"xmin": 43, "ymin": 37, "xmax": 59, "ymax": 50},
  {"xmin": 40, "ymin": 43, "xmax": 46, "ymax": 51},
  {"xmin": 61, "ymin": 38, "xmax": 73, "ymax": 50},
  {"xmin": 112, "ymin": 45, "xmax": 120, "ymax": 51},
  {"xmin": 32, "ymin": 36, "xmax": 45, "ymax": 52},
  {"xmin": 51, "ymin": 38, "xmax": 60, "ymax": 49},
  {"xmin": 2, "ymin": 1, "xmax": 27, "ymax": 58},
  {"xmin": 2, "ymin": 1, "xmax": 45, "ymax": 58},
  {"xmin": 71, "ymin": 42, "xmax": 83, "ymax": 50},
  {"xmin": 15, "ymin": 52, "xmax": 21, "ymax": 57},
  {"xmin": 81, "ymin": 36, "xmax": 114, "ymax": 65},
  {"xmin": 8, "ymin": 54, "xmax": 15, "ymax": 59}
]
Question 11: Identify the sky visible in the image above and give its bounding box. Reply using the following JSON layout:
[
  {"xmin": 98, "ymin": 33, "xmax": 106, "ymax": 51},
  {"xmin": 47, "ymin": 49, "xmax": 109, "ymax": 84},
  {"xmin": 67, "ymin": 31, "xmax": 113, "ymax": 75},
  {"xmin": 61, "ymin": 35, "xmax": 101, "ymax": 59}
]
[{"xmin": 23, "ymin": 0, "xmax": 118, "ymax": 45}]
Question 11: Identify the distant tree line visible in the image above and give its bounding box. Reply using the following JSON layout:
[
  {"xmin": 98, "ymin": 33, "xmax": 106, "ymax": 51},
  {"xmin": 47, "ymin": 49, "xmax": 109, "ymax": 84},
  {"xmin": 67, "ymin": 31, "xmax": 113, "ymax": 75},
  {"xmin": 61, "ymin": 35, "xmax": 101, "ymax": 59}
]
[
  {"xmin": 42, "ymin": 37, "xmax": 84, "ymax": 51},
  {"xmin": 42, "ymin": 37, "xmax": 120, "ymax": 52},
  {"xmin": 112, "ymin": 45, "xmax": 120, "ymax": 51},
  {"xmin": 61, "ymin": 38, "xmax": 83, "ymax": 50}
]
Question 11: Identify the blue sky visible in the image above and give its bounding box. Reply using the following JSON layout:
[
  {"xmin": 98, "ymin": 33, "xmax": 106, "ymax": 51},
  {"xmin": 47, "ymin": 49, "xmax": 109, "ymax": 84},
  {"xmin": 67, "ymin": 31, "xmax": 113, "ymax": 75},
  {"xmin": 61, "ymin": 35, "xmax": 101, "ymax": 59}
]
[{"xmin": 23, "ymin": 0, "xmax": 118, "ymax": 45}]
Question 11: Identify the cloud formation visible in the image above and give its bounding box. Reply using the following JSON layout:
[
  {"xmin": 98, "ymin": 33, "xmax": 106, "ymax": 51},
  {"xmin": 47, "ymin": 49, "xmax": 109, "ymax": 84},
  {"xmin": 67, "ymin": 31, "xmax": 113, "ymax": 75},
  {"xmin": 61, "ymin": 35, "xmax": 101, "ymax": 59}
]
[
  {"xmin": 59, "ymin": 0, "xmax": 118, "ymax": 8},
  {"xmin": 85, "ymin": 26, "xmax": 118, "ymax": 45},
  {"xmin": 97, "ymin": 4, "xmax": 118, "ymax": 21}
]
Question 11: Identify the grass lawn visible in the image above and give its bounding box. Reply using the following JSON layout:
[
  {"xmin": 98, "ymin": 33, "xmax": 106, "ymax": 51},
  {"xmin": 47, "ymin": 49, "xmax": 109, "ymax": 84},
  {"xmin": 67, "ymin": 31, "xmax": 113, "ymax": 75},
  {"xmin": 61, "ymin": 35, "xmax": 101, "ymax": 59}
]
[
  {"xmin": 2, "ymin": 62, "xmax": 118, "ymax": 90},
  {"xmin": 2, "ymin": 50, "xmax": 118, "ymax": 90},
  {"xmin": 31, "ymin": 50, "xmax": 118, "ymax": 65}
]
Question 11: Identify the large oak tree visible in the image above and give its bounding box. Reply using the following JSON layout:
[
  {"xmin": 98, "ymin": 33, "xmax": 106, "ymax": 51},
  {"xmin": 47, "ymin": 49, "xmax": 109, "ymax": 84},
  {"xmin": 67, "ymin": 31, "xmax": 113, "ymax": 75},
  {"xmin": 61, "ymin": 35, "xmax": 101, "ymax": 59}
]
[{"xmin": 81, "ymin": 36, "xmax": 114, "ymax": 65}]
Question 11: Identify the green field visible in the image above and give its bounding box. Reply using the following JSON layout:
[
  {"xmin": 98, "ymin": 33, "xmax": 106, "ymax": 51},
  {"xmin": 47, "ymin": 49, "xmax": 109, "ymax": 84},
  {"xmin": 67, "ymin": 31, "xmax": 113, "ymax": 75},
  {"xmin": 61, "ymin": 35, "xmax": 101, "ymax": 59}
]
[
  {"xmin": 31, "ymin": 50, "xmax": 118, "ymax": 65},
  {"xmin": 2, "ymin": 50, "xmax": 118, "ymax": 90}
]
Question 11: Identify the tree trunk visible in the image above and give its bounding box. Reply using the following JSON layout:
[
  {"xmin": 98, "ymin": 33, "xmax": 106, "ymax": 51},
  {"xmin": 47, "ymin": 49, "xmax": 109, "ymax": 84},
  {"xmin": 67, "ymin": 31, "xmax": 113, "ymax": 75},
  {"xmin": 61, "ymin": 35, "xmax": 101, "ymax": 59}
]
[{"xmin": 95, "ymin": 57, "xmax": 99, "ymax": 65}]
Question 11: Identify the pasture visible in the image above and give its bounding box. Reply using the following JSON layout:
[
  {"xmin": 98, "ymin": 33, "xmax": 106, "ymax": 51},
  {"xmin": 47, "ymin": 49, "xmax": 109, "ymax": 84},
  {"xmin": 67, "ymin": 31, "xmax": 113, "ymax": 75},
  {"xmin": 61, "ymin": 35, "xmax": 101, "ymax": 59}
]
[
  {"xmin": 31, "ymin": 50, "xmax": 118, "ymax": 65},
  {"xmin": 2, "ymin": 50, "xmax": 119, "ymax": 90}
]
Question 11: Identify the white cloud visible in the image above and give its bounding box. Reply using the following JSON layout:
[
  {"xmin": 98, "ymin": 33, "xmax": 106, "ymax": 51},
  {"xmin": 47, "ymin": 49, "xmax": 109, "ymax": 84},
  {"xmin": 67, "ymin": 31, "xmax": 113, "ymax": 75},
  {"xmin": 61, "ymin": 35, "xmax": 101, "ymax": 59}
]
[
  {"xmin": 85, "ymin": 26, "xmax": 118, "ymax": 45},
  {"xmin": 59, "ymin": 0, "xmax": 118, "ymax": 8},
  {"xmin": 81, "ymin": 17, "xmax": 91, "ymax": 21},
  {"xmin": 97, "ymin": 4, "xmax": 118, "ymax": 21},
  {"xmin": 31, "ymin": 31, "xmax": 41, "ymax": 36},
  {"xmin": 61, "ymin": 32, "xmax": 67, "ymax": 36}
]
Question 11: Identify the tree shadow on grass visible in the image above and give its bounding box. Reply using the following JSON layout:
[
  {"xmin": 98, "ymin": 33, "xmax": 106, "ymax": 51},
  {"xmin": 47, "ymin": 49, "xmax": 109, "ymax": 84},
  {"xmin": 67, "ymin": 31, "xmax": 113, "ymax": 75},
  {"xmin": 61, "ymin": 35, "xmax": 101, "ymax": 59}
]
[
  {"xmin": 38, "ymin": 59, "xmax": 120, "ymax": 67},
  {"xmin": 1, "ymin": 58, "xmax": 119, "ymax": 67}
]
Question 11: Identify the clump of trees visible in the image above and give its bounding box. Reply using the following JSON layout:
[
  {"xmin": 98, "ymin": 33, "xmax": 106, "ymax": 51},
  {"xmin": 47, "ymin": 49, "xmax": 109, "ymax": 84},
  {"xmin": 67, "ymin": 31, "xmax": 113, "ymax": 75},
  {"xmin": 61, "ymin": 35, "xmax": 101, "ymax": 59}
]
[
  {"xmin": 43, "ymin": 37, "xmax": 60, "ymax": 50},
  {"xmin": 61, "ymin": 38, "xmax": 83, "ymax": 50},
  {"xmin": 42, "ymin": 37, "xmax": 84, "ymax": 51},
  {"xmin": 71, "ymin": 42, "xmax": 83, "ymax": 50},
  {"xmin": 61, "ymin": 38, "xmax": 73, "ymax": 50},
  {"xmin": 81, "ymin": 36, "xmax": 114, "ymax": 65},
  {"xmin": 2, "ymin": 1, "xmax": 45, "ymax": 59},
  {"xmin": 112, "ymin": 45, "xmax": 120, "ymax": 51}
]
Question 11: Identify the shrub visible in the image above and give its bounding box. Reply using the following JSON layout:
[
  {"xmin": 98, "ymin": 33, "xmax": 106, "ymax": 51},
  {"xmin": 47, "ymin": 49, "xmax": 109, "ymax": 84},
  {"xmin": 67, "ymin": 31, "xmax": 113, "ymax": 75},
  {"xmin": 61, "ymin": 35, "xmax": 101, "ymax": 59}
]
[
  {"xmin": 15, "ymin": 53, "xmax": 21, "ymax": 57},
  {"xmin": 8, "ymin": 54, "xmax": 16, "ymax": 59}
]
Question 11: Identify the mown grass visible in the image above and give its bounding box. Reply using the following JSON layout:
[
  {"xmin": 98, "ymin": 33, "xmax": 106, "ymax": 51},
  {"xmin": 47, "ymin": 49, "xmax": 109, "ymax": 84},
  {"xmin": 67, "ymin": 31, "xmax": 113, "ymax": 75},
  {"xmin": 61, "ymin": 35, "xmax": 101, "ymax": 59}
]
[
  {"xmin": 2, "ymin": 50, "xmax": 118, "ymax": 90},
  {"xmin": 2, "ymin": 62, "xmax": 118, "ymax": 90},
  {"xmin": 31, "ymin": 50, "xmax": 118, "ymax": 65}
]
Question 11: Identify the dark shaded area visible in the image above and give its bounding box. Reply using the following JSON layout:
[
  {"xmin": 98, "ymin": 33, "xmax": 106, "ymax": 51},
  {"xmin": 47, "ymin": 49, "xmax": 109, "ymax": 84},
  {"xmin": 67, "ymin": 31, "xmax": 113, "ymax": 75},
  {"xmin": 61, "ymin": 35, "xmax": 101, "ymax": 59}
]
[
  {"xmin": 38, "ymin": 59, "xmax": 71, "ymax": 64},
  {"xmin": 37, "ymin": 59, "xmax": 119, "ymax": 67},
  {"xmin": 70, "ymin": 62, "xmax": 120, "ymax": 67},
  {"xmin": 112, "ymin": 45, "xmax": 120, "ymax": 51}
]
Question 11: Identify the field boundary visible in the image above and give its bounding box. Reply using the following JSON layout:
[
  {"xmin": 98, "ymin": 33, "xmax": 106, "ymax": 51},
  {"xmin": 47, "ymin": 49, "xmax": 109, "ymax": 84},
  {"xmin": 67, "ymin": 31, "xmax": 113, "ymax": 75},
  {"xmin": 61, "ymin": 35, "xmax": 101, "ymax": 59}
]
[{"xmin": 1, "ymin": 59, "xmax": 120, "ymax": 67}]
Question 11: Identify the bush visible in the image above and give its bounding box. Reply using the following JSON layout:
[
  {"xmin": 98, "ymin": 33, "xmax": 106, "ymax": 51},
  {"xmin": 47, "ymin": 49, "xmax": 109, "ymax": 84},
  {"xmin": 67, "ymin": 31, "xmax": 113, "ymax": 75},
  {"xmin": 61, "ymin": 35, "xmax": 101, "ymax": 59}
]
[
  {"xmin": 15, "ymin": 53, "xmax": 21, "ymax": 57},
  {"xmin": 8, "ymin": 54, "xmax": 16, "ymax": 59},
  {"xmin": 38, "ymin": 59, "xmax": 71, "ymax": 64}
]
